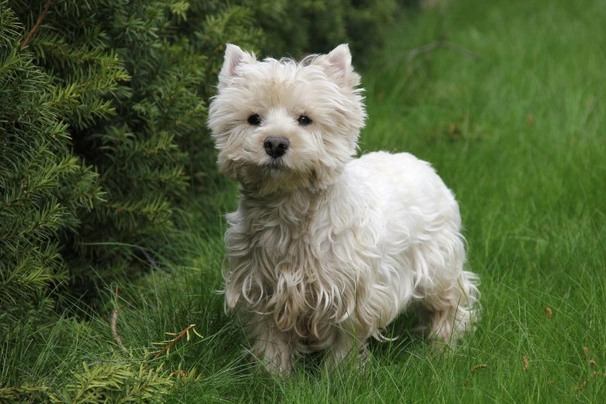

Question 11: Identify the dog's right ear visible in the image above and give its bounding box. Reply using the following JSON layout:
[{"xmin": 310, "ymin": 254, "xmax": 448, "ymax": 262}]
[
  {"xmin": 309, "ymin": 44, "xmax": 361, "ymax": 89},
  {"xmin": 218, "ymin": 44, "xmax": 256, "ymax": 86}
]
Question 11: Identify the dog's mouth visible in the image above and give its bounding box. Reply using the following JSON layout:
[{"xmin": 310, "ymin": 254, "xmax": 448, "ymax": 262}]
[{"xmin": 263, "ymin": 158, "xmax": 288, "ymax": 174}]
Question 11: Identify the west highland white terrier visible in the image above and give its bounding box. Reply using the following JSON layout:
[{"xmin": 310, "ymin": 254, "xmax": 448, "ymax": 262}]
[{"xmin": 208, "ymin": 44, "xmax": 480, "ymax": 375}]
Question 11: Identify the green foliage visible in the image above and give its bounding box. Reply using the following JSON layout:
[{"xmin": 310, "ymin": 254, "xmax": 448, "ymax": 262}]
[
  {"xmin": 0, "ymin": 1, "xmax": 101, "ymax": 336},
  {"xmin": 7, "ymin": 1, "xmax": 201, "ymax": 289},
  {"xmin": 235, "ymin": 0, "xmax": 399, "ymax": 66},
  {"xmin": 0, "ymin": 249, "xmax": 219, "ymax": 402}
]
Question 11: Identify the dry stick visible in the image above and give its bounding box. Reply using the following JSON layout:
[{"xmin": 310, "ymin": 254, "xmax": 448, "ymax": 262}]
[
  {"xmin": 407, "ymin": 40, "xmax": 482, "ymax": 63},
  {"xmin": 442, "ymin": 41, "xmax": 483, "ymax": 60},
  {"xmin": 21, "ymin": 0, "xmax": 53, "ymax": 48},
  {"xmin": 154, "ymin": 324, "xmax": 196, "ymax": 359},
  {"xmin": 111, "ymin": 285, "xmax": 129, "ymax": 355},
  {"xmin": 406, "ymin": 40, "xmax": 482, "ymax": 77},
  {"xmin": 139, "ymin": 247, "xmax": 160, "ymax": 271}
]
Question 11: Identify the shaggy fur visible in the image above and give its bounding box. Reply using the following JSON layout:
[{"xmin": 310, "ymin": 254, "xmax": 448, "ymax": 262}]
[{"xmin": 208, "ymin": 44, "xmax": 480, "ymax": 375}]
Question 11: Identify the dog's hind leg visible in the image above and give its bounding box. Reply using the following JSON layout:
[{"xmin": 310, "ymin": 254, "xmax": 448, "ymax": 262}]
[
  {"xmin": 423, "ymin": 270, "xmax": 480, "ymax": 344},
  {"xmin": 412, "ymin": 230, "xmax": 480, "ymax": 344}
]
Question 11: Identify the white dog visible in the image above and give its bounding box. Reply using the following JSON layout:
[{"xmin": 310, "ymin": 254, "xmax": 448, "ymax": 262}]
[{"xmin": 208, "ymin": 44, "xmax": 480, "ymax": 375}]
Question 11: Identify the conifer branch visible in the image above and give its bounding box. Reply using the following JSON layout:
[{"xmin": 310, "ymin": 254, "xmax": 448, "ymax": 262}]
[{"xmin": 21, "ymin": 0, "xmax": 53, "ymax": 48}]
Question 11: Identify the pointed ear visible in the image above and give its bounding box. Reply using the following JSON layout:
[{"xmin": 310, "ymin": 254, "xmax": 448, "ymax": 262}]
[
  {"xmin": 326, "ymin": 44, "xmax": 352, "ymax": 74},
  {"xmin": 311, "ymin": 44, "xmax": 360, "ymax": 88},
  {"xmin": 218, "ymin": 44, "xmax": 256, "ymax": 85}
]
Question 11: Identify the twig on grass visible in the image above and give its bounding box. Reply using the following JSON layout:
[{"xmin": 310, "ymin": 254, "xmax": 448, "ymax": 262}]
[
  {"xmin": 471, "ymin": 363, "xmax": 488, "ymax": 372},
  {"xmin": 21, "ymin": 0, "xmax": 53, "ymax": 48},
  {"xmin": 153, "ymin": 324, "xmax": 202, "ymax": 359},
  {"xmin": 522, "ymin": 356, "xmax": 529, "ymax": 372},
  {"xmin": 111, "ymin": 285, "xmax": 129, "ymax": 355}
]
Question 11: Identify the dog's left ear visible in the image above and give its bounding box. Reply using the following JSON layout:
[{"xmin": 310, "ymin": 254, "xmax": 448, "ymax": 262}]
[{"xmin": 312, "ymin": 44, "xmax": 361, "ymax": 88}]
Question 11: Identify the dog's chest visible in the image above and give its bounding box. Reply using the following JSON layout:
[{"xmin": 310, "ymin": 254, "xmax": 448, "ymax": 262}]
[
  {"xmin": 251, "ymin": 219, "xmax": 329, "ymax": 277},
  {"xmin": 247, "ymin": 221, "xmax": 351, "ymax": 336},
  {"xmin": 227, "ymin": 192, "xmax": 374, "ymax": 337}
]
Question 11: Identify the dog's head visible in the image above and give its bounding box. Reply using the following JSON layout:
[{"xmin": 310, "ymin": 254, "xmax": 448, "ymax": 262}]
[{"xmin": 208, "ymin": 44, "xmax": 366, "ymax": 195}]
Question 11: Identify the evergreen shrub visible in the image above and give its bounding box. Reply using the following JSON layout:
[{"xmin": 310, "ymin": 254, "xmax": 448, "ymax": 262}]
[
  {"xmin": 0, "ymin": 1, "xmax": 101, "ymax": 335},
  {"xmin": 250, "ymin": 0, "xmax": 398, "ymax": 66}
]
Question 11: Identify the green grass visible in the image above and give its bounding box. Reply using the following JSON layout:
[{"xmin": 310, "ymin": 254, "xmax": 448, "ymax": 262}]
[{"xmin": 3, "ymin": 0, "xmax": 605, "ymax": 402}]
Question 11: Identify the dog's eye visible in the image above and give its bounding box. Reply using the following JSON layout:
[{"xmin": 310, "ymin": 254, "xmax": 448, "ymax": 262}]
[
  {"xmin": 297, "ymin": 115, "xmax": 312, "ymax": 126},
  {"xmin": 247, "ymin": 114, "xmax": 262, "ymax": 126}
]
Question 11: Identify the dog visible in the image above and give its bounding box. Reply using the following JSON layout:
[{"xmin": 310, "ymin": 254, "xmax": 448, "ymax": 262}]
[{"xmin": 208, "ymin": 43, "xmax": 480, "ymax": 375}]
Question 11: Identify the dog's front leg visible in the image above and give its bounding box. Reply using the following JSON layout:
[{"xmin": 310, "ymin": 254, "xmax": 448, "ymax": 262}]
[
  {"xmin": 324, "ymin": 327, "xmax": 369, "ymax": 371},
  {"xmin": 247, "ymin": 316, "xmax": 294, "ymax": 376}
]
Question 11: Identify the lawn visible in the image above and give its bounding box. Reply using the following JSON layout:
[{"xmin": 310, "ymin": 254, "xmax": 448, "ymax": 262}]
[{"xmin": 3, "ymin": 0, "xmax": 605, "ymax": 402}]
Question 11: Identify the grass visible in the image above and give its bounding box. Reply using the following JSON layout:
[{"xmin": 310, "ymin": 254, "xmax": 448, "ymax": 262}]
[{"xmin": 3, "ymin": 0, "xmax": 605, "ymax": 402}]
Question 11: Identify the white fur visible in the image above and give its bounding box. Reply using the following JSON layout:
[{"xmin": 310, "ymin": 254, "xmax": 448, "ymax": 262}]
[{"xmin": 208, "ymin": 44, "xmax": 480, "ymax": 375}]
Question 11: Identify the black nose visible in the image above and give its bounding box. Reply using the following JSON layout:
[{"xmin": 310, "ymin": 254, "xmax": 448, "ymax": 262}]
[{"xmin": 263, "ymin": 136, "xmax": 290, "ymax": 158}]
